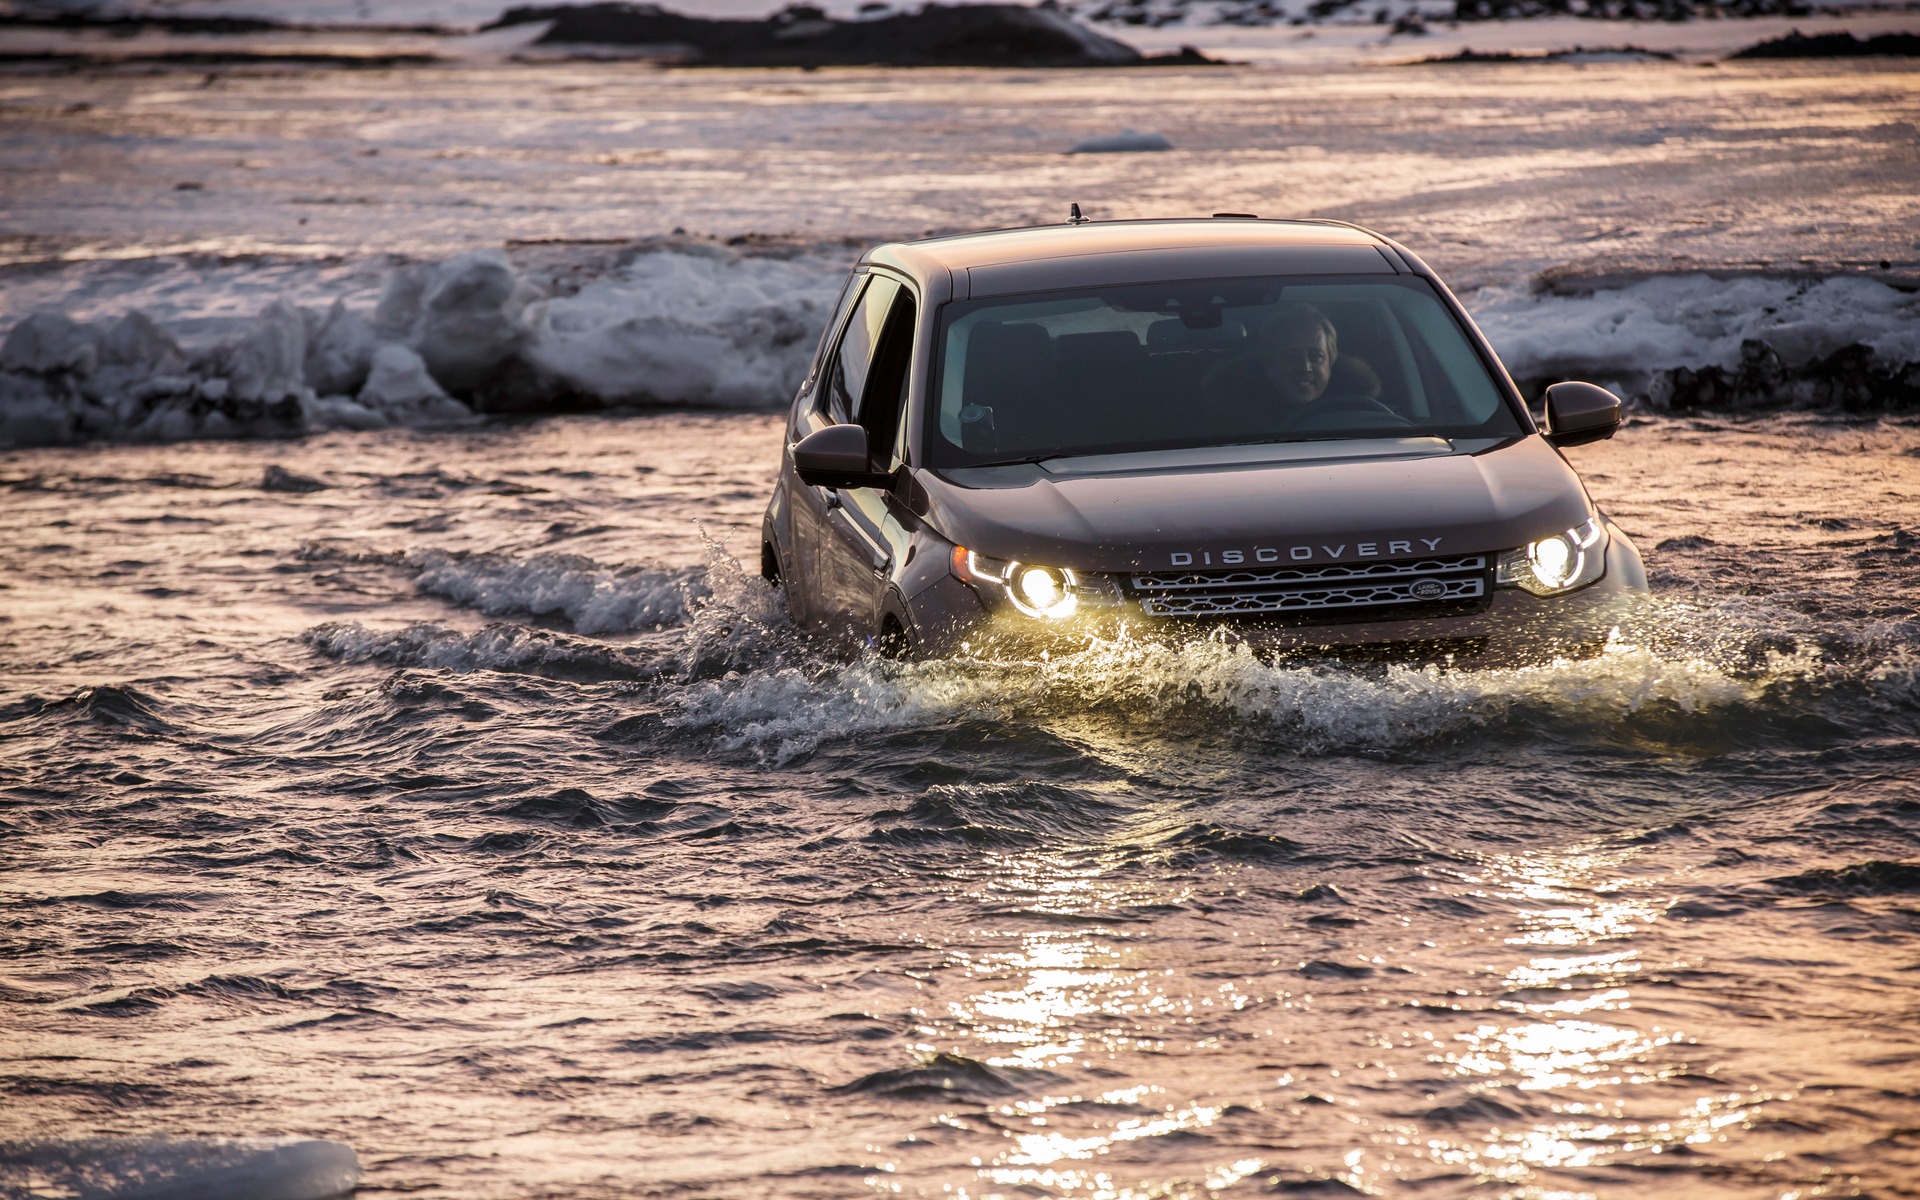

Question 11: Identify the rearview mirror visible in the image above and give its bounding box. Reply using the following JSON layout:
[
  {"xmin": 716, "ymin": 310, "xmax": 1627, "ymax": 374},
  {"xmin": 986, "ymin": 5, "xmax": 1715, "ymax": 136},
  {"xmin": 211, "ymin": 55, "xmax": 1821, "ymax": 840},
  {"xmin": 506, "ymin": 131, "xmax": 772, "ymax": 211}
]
[
  {"xmin": 1542, "ymin": 382, "xmax": 1622, "ymax": 448},
  {"xmin": 792, "ymin": 424, "xmax": 892, "ymax": 490}
]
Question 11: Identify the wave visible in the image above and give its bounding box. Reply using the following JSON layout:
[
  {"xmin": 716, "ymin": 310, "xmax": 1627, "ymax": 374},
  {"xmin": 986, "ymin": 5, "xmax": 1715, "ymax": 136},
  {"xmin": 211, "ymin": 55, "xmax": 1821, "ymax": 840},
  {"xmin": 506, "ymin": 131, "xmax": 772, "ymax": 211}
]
[
  {"xmin": 302, "ymin": 620, "xmax": 665, "ymax": 681},
  {"xmin": 296, "ymin": 542, "xmax": 702, "ymax": 633},
  {"xmin": 408, "ymin": 549, "xmax": 700, "ymax": 633},
  {"xmin": 665, "ymin": 631, "xmax": 1796, "ymax": 764}
]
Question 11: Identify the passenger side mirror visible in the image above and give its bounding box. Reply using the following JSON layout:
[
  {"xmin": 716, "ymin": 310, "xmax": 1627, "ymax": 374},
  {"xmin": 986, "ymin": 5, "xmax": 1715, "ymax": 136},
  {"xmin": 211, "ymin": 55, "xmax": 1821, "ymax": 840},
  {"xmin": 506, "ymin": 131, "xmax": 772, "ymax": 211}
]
[
  {"xmin": 1542, "ymin": 382, "xmax": 1622, "ymax": 448},
  {"xmin": 792, "ymin": 424, "xmax": 892, "ymax": 491}
]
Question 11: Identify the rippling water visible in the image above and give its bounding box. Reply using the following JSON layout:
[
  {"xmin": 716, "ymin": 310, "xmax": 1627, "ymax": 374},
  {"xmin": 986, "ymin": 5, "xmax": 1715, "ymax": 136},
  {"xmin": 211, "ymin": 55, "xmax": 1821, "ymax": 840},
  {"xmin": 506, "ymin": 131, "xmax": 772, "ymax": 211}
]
[{"xmin": 5, "ymin": 413, "xmax": 1920, "ymax": 1198}]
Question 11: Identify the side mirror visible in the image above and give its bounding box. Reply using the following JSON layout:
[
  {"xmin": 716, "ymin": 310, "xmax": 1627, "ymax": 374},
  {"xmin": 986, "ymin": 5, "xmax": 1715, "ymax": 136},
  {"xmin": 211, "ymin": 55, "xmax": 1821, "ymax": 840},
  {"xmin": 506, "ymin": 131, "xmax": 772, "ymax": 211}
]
[
  {"xmin": 792, "ymin": 424, "xmax": 891, "ymax": 491},
  {"xmin": 1542, "ymin": 381, "xmax": 1622, "ymax": 448}
]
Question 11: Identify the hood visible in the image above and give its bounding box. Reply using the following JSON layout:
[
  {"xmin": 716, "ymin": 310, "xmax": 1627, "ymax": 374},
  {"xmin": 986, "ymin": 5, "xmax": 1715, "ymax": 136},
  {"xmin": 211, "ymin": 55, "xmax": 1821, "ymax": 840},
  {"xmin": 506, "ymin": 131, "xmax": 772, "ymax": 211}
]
[{"xmin": 916, "ymin": 436, "xmax": 1592, "ymax": 573}]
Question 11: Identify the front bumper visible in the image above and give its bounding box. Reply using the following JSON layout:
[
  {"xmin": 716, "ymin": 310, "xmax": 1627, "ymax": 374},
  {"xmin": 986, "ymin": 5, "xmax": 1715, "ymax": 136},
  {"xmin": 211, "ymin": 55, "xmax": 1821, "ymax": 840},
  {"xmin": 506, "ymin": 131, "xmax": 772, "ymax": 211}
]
[{"xmin": 903, "ymin": 528, "xmax": 1646, "ymax": 668}]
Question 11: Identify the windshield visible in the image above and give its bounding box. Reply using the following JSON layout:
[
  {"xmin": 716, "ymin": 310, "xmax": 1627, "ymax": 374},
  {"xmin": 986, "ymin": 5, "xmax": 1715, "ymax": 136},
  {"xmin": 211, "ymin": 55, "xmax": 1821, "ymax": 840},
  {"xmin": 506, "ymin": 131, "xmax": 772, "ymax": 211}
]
[{"xmin": 927, "ymin": 275, "xmax": 1525, "ymax": 467}]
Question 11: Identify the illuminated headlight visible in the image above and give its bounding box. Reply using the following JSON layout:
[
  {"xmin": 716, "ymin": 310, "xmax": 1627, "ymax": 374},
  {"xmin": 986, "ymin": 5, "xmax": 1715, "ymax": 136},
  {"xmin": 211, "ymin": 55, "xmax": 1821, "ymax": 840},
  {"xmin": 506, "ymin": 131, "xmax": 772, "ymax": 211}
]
[
  {"xmin": 1496, "ymin": 518, "xmax": 1606, "ymax": 596},
  {"xmin": 951, "ymin": 547, "xmax": 1080, "ymax": 619}
]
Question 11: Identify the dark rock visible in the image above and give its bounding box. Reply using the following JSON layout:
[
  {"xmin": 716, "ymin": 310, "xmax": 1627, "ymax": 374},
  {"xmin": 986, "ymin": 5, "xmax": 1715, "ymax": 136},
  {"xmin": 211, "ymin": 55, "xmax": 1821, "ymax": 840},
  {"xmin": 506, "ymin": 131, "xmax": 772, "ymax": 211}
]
[
  {"xmin": 1730, "ymin": 30, "xmax": 1920, "ymax": 59},
  {"xmin": 1418, "ymin": 43, "xmax": 1675, "ymax": 62},
  {"xmin": 1454, "ymin": 0, "xmax": 1809, "ymax": 20},
  {"xmin": 262, "ymin": 464, "xmax": 328, "ymax": 493},
  {"xmin": 486, "ymin": 3, "xmax": 1211, "ymax": 67},
  {"xmin": 1661, "ymin": 339, "xmax": 1920, "ymax": 413}
]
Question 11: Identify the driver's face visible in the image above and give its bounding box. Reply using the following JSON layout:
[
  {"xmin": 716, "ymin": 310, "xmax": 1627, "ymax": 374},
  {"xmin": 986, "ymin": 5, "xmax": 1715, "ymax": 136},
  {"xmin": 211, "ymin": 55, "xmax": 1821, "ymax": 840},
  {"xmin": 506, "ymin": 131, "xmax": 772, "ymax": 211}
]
[{"xmin": 1263, "ymin": 326, "xmax": 1333, "ymax": 405}]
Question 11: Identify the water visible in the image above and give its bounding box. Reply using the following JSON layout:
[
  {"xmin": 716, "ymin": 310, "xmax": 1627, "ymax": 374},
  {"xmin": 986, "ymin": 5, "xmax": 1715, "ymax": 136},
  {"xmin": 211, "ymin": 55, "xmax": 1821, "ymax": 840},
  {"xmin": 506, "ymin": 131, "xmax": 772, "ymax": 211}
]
[{"xmin": 5, "ymin": 411, "xmax": 1920, "ymax": 1198}]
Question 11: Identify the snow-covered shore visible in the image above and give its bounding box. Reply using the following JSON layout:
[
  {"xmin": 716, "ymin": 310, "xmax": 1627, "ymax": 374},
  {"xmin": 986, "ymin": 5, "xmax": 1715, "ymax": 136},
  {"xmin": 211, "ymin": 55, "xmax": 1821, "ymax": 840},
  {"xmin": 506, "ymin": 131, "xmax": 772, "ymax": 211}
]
[{"xmin": 2, "ymin": 239, "xmax": 1914, "ymax": 448}]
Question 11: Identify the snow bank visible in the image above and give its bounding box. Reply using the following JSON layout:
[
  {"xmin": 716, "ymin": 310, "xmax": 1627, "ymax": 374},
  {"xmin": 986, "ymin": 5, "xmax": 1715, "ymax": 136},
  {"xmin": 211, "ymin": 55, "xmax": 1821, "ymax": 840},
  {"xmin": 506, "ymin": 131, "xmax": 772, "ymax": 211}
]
[
  {"xmin": 0, "ymin": 1135, "xmax": 359, "ymax": 1200},
  {"xmin": 1472, "ymin": 271, "xmax": 1920, "ymax": 405},
  {"xmin": 0, "ymin": 242, "xmax": 846, "ymax": 449},
  {"xmin": 4, "ymin": 246, "xmax": 1913, "ymax": 450}
]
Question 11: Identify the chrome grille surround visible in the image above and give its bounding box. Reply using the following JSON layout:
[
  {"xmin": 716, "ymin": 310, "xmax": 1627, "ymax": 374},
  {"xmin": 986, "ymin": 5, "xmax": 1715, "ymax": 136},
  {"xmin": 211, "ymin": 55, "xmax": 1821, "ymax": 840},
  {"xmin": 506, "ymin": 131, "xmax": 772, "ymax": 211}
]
[{"xmin": 1129, "ymin": 554, "xmax": 1489, "ymax": 618}]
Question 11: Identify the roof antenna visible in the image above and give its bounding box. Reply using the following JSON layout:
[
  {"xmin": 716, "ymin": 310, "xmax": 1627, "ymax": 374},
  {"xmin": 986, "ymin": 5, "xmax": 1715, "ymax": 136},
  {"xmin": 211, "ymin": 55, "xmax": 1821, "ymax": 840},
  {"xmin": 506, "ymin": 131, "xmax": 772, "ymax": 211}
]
[{"xmin": 1067, "ymin": 202, "xmax": 1089, "ymax": 225}]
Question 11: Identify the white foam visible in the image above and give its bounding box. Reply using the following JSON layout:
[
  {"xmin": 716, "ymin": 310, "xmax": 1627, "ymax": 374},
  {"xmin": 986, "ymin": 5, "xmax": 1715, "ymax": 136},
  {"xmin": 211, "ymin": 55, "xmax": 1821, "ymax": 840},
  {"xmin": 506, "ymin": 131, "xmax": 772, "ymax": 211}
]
[
  {"xmin": 408, "ymin": 549, "xmax": 699, "ymax": 633},
  {"xmin": 0, "ymin": 1135, "xmax": 359, "ymax": 1200},
  {"xmin": 303, "ymin": 619, "xmax": 658, "ymax": 679},
  {"xmin": 668, "ymin": 632, "xmax": 1769, "ymax": 763}
]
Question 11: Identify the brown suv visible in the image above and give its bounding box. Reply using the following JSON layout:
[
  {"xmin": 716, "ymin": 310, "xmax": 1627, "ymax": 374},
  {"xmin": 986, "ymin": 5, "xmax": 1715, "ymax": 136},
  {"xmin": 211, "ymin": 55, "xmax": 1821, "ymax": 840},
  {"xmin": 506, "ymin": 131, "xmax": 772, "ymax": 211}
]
[{"xmin": 762, "ymin": 216, "xmax": 1645, "ymax": 662}]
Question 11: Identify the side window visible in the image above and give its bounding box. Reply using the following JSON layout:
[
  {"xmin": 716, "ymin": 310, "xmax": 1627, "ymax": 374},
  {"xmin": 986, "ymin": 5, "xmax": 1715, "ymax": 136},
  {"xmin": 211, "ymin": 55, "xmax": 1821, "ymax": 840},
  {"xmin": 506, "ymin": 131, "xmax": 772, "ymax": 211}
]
[
  {"xmin": 860, "ymin": 291, "xmax": 918, "ymax": 469},
  {"xmin": 824, "ymin": 276, "xmax": 902, "ymax": 425}
]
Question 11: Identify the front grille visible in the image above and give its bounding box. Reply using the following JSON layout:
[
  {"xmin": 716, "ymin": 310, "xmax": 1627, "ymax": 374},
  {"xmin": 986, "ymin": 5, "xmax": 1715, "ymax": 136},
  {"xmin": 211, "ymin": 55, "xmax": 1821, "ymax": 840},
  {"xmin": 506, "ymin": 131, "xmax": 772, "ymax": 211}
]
[{"xmin": 1129, "ymin": 554, "xmax": 1490, "ymax": 620}]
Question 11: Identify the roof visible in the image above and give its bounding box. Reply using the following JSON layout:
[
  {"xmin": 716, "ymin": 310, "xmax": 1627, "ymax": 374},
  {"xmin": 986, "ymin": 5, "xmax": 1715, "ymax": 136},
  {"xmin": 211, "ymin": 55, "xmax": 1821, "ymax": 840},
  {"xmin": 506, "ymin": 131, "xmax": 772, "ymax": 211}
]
[
  {"xmin": 868, "ymin": 219, "xmax": 1406, "ymax": 301},
  {"xmin": 894, "ymin": 218, "xmax": 1388, "ymax": 273}
]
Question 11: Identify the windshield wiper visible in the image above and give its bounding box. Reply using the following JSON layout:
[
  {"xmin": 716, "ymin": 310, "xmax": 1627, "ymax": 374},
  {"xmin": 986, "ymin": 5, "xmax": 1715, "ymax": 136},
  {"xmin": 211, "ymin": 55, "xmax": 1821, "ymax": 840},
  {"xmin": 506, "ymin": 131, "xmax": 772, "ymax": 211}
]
[{"xmin": 965, "ymin": 453, "xmax": 1062, "ymax": 468}]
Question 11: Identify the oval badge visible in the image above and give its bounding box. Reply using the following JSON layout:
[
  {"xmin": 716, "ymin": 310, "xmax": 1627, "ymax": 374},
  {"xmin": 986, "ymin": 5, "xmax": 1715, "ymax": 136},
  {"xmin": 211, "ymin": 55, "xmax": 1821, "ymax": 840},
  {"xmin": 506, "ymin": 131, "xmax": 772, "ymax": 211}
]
[{"xmin": 1411, "ymin": 579, "xmax": 1447, "ymax": 599}]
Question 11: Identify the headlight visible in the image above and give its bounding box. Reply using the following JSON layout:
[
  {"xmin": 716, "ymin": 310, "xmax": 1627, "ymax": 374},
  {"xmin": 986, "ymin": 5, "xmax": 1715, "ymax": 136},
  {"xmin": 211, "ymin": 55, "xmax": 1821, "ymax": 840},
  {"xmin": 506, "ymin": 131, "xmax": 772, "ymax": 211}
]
[
  {"xmin": 1497, "ymin": 518, "xmax": 1605, "ymax": 596},
  {"xmin": 951, "ymin": 547, "xmax": 1079, "ymax": 619}
]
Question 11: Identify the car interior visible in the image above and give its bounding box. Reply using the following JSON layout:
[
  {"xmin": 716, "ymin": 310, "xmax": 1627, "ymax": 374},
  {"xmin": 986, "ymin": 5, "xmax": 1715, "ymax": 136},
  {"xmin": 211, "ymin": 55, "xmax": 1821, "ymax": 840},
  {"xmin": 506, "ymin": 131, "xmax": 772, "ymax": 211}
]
[{"xmin": 936, "ymin": 278, "xmax": 1518, "ymax": 464}]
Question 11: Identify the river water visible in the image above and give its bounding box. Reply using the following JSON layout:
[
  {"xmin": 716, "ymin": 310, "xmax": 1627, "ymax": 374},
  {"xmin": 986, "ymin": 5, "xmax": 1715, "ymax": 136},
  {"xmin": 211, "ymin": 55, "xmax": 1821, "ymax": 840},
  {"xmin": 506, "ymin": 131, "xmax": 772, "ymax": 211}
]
[{"xmin": 4, "ymin": 410, "xmax": 1920, "ymax": 1198}]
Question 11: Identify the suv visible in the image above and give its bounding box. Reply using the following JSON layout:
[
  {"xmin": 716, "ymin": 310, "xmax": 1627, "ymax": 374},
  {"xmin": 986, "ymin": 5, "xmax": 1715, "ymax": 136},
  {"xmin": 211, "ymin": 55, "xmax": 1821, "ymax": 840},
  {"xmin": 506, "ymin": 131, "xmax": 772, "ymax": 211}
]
[{"xmin": 761, "ymin": 217, "xmax": 1645, "ymax": 663}]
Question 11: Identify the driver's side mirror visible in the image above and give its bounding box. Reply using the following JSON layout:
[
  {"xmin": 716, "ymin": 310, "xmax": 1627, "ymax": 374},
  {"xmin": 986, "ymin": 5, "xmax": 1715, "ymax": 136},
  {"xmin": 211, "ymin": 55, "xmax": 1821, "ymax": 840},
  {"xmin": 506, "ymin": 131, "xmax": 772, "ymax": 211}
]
[
  {"xmin": 792, "ymin": 424, "xmax": 892, "ymax": 491},
  {"xmin": 1542, "ymin": 381, "xmax": 1622, "ymax": 448}
]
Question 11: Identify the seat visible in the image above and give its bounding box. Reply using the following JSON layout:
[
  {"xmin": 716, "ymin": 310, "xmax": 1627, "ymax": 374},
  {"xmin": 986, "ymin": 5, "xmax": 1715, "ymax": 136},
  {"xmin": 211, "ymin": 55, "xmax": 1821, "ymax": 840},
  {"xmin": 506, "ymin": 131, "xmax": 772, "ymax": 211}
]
[
  {"xmin": 961, "ymin": 321, "xmax": 1055, "ymax": 455},
  {"xmin": 1053, "ymin": 330, "xmax": 1155, "ymax": 448}
]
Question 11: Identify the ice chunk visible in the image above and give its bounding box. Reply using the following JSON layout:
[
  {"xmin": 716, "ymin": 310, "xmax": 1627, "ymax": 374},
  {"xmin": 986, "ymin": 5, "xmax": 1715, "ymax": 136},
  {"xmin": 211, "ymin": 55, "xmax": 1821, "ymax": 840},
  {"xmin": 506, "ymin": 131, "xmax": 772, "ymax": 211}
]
[
  {"xmin": 0, "ymin": 369, "xmax": 76, "ymax": 446},
  {"xmin": 357, "ymin": 343, "xmax": 472, "ymax": 424},
  {"xmin": 100, "ymin": 311, "xmax": 184, "ymax": 375},
  {"xmin": 0, "ymin": 1134, "xmax": 359, "ymax": 1200},
  {"xmin": 375, "ymin": 250, "xmax": 536, "ymax": 393},
  {"xmin": 1, "ymin": 311, "xmax": 101, "ymax": 375},
  {"xmin": 1068, "ymin": 129, "xmax": 1174, "ymax": 154},
  {"xmin": 214, "ymin": 299, "xmax": 308, "ymax": 404},
  {"xmin": 526, "ymin": 245, "xmax": 843, "ymax": 407},
  {"xmin": 303, "ymin": 299, "xmax": 377, "ymax": 397},
  {"xmin": 1473, "ymin": 272, "xmax": 1920, "ymax": 386}
]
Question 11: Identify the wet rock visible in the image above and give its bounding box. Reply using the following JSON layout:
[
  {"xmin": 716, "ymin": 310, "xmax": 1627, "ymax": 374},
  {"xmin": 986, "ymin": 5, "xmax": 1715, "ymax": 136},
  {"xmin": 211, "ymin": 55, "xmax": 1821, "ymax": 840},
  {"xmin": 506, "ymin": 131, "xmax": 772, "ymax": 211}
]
[
  {"xmin": 1660, "ymin": 338, "xmax": 1920, "ymax": 413},
  {"xmin": 1419, "ymin": 43, "xmax": 1675, "ymax": 62},
  {"xmin": 487, "ymin": 2, "xmax": 1206, "ymax": 67},
  {"xmin": 262, "ymin": 464, "xmax": 329, "ymax": 493},
  {"xmin": 1454, "ymin": 0, "xmax": 1809, "ymax": 19},
  {"xmin": 1068, "ymin": 128, "xmax": 1173, "ymax": 153},
  {"xmin": 1730, "ymin": 30, "xmax": 1920, "ymax": 59}
]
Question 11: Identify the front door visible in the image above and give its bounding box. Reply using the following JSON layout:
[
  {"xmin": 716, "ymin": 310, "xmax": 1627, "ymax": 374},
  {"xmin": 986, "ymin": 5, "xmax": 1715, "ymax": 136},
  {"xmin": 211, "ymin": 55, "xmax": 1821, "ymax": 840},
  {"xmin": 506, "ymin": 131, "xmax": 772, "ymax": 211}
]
[{"xmin": 789, "ymin": 274, "xmax": 917, "ymax": 641}]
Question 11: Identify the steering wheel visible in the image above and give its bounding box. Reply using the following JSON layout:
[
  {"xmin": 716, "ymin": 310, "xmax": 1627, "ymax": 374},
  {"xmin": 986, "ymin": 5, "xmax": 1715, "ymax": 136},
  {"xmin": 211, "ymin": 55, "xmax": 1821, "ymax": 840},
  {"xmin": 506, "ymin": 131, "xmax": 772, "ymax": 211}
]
[{"xmin": 1283, "ymin": 394, "xmax": 1412, "ymax": 432}]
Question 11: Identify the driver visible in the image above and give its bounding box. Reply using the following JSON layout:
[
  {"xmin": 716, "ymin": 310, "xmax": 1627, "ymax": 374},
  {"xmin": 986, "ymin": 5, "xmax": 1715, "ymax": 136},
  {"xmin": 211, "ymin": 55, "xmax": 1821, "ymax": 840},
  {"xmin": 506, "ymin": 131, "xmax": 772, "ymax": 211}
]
[{"xmin": 1202, "ymin": 303, "xmax": 1384, "ymax": 428}]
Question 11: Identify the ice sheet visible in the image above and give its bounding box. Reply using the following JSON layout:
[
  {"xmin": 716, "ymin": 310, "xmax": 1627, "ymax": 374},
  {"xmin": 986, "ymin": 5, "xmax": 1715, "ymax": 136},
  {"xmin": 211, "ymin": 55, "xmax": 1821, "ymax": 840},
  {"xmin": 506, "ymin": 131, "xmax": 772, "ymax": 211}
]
[{"xmin": 0, "ymin": 1135, "xmax": 359, "ymax": 1200}]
